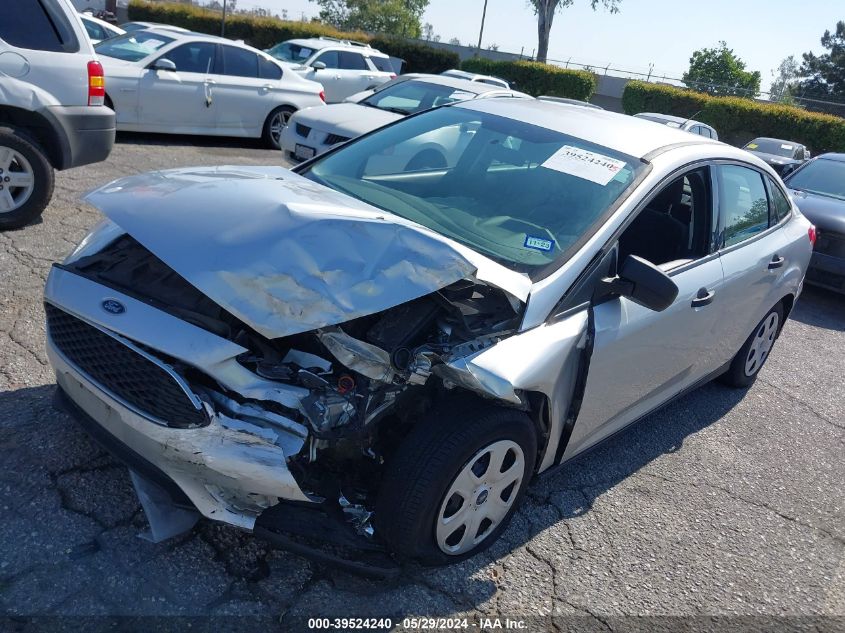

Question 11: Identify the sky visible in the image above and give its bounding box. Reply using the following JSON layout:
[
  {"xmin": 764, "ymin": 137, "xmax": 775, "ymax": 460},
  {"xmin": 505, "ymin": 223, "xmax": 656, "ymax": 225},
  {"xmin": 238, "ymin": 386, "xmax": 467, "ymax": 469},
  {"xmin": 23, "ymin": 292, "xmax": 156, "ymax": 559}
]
[{"xmin": 233, "ymin": 0, "xmax": 841, "ymax": 93}]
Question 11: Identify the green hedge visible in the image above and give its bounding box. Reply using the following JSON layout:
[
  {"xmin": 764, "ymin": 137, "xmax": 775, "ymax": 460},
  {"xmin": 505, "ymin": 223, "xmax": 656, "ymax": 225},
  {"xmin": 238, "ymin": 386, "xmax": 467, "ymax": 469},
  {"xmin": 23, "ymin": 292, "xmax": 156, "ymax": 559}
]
[
  {"xmin": 127, "ymin": 1, "xmax": 459, "ymax": 73},
  {"xmin": 622, "ymin": 81, "xmax": 845, "ymax": 155},
  {"xmin": 460, "ymin": 58, "xmax": 596, "ymax": 100}
]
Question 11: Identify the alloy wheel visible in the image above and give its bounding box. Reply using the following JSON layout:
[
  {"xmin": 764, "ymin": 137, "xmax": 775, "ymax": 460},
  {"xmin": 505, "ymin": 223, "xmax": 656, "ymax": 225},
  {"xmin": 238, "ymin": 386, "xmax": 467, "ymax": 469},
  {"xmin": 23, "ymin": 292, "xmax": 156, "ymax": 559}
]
[
  {"xmin": 435, "ymin": 439, "xmax": 525, "ymax": 555},
  {"xmin": 0, "ymin": 146, "xmax": 35, "ymax": 214},
  {"xmin": 269, "ymin": 110, "xmax": 291, "ymax": 146}
]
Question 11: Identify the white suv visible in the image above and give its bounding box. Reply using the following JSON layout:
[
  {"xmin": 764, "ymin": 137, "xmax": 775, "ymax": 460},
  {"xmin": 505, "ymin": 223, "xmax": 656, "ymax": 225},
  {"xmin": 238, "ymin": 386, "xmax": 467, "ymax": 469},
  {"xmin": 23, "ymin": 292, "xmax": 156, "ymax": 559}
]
[
  {"xmin": 266, "ymin": 37, "xmax": 396, "ymax": 103},
  {"xmin": 0, "ymin": 0, "xmax": 115, "ymax": 229}
]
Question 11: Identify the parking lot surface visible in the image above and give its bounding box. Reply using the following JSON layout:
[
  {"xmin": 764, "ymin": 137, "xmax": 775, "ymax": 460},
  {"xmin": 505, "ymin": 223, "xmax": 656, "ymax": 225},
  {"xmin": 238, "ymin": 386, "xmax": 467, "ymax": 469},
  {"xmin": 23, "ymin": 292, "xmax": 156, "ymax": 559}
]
[{"xmin": 1, "ymin": 134, "xmax": 843, "ymax": 626}]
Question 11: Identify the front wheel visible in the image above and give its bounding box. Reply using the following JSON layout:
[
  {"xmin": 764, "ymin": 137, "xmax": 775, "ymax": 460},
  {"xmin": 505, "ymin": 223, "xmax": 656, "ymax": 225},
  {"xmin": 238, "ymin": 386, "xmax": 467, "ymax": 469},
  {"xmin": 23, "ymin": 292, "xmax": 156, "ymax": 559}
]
[
  {"xmin": 0, "ymin": 127, "xmax": 54, "ymax": 230},
  {"xmin": 376, "ymin": 398, "xmax": 537, "ymax": 564},
  {"xmin": 719, "ymin": 302, "xmax": 784, "ymax": 388},
  {"xmin": 262, "ymin": 106, "xmax": 296, "ymax": 150}
]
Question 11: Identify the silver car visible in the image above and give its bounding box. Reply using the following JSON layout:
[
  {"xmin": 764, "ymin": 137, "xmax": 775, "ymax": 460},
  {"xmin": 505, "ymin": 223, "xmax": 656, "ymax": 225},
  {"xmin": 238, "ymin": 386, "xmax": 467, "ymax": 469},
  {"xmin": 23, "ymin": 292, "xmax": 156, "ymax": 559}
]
[
  {"xmin": 45, "ymin": 99, "xmax": 812, "ymax": 567},
  {"xmin": 634, "ymin": 112, "xmax": 719, "ymax": 140}
]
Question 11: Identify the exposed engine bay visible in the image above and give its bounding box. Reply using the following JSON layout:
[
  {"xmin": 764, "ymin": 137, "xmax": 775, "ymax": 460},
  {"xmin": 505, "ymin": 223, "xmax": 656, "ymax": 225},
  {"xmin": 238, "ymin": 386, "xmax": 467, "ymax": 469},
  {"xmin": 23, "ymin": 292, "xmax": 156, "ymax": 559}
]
[{"xmin": 65, "ymin": 234, "xmax": 526, "ymax": 514}]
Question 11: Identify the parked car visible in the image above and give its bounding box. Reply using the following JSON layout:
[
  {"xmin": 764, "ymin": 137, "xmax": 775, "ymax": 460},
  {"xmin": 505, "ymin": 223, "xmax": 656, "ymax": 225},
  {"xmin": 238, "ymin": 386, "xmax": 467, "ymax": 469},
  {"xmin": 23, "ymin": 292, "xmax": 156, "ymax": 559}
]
[
  {"xmin": 265, "ymin": 37, "xmax": 395, "ymax": 103},
  {"xmin": 634, "ymin": 112, "xmax": 719, "ymax": 140},
  {"xmin": 94, "ymin": 30, "xmax": 325, "ymax": 149},
  {"xmin": 79, "ymin": 12, "xmax": 125, "ymax": 44},
  {"xmin": 48, "ymin": 98, "xmax": 811, "ymax": 568},
  {"xmin": 0, "ymin": 0, "xmax": 115, "ymax": 229},
  {"xmin": 743, "ymin": 137, "xmax": 809, "ymax": 176},
  {"xmin": 119, "ymin": 21, "xmax": 189, "ymax": 34},
  {"xmin": 280, "ymin": 73, "xmax": 528, "ymax": 161},
  {"xmin": 784, "ymin": 153, "xmax": 845, "ymax": 293},
  {"xmin": 441, "ymin": 69, "xmax": 509, "ymax": 89}
]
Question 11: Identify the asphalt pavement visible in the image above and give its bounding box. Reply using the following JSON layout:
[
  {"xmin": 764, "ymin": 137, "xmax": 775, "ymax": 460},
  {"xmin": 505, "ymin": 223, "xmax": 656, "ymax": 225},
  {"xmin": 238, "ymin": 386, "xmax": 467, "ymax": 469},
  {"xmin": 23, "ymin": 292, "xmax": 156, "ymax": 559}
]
[{"xmin": 0, "ymin": 133, "xmax": 843, "ymax": 630}]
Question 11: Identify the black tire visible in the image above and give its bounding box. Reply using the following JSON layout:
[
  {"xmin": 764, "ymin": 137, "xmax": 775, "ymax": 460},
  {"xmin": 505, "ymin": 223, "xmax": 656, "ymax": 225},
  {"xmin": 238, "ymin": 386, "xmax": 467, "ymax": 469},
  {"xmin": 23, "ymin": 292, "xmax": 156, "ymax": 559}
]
[
  {"xmin": 404, "ymin": 149, "xmax": 447, "ymax": 171},
  {"xmin": 0, "ymin": 127, "xmax": 54, "ymax": 231},
  {"xmin": 262, "ymin": 106, "xmax": 296, "ymax": 150},
  {"xmin": 375, "ymin": 396, "xmax": 537, "ymax": 565},
  {"xmin": 719, "ymin": 302, "xmax": 784, "ymax": 388}
]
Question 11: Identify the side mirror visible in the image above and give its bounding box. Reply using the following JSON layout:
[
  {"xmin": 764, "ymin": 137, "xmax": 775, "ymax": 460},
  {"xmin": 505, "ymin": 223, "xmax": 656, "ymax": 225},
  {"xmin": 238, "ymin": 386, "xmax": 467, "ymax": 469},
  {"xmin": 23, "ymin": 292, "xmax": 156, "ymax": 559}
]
[
  {"xmin": 311, "ymin": 61, "xmax": 327, "ymax": 70},
  {"xmin": 151, "ymin": 58, "xmax": 176, "ymax": 72},
  {"xmin": 596, "ymin": 255, "xmax": 679, "ymax": 312},
  {"xmin": 804, "ymin": 150, "xmax": 811, "ymax": 160}
]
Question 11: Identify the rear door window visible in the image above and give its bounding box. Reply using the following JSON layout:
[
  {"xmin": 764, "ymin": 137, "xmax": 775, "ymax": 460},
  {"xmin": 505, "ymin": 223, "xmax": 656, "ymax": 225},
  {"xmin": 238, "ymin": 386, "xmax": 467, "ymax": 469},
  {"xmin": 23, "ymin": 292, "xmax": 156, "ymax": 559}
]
[
  {"xmin": 339, "ymin": 51, "xmax": 368, "ymax": 70},
  {"xmin": 259, "ymin": 56, "xmax": 282, "ymax": 80},
  {"xmin": 221, "ymin": 45, "xmax": 258, "ymax": 78},
  {"xmin": 0, "ymin": 0, "xmax": 79, "ymax": 53},
  {"xmin": 719, "ymin": 165, "xmax": 770, "ymax": 247},
  {"xmin": 82, "ymin": 18, "xmax": 106, "ymax": 42},
  {"xmin": 370, "ymin": 56, "xmax": 394, "ymax": 73}
]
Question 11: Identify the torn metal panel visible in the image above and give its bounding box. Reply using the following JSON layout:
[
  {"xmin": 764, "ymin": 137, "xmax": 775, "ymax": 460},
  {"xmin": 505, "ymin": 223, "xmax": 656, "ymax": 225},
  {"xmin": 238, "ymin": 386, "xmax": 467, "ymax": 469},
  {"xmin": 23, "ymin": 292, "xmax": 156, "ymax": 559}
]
[{"xmin": 83, "ymin": 167, "xmax": 534, "ymax": 339}]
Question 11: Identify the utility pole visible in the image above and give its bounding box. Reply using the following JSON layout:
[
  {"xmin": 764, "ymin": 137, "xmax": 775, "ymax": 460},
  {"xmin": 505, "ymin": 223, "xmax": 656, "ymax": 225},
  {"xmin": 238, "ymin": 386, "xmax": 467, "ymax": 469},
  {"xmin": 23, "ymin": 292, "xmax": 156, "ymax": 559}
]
[
  {"xmin": 476, "ymin": 0, "xmax": 488, "ymax": 56},
  {"xmin": 221, "ymin": 0, "xmax": 228, "ymax": 37}
]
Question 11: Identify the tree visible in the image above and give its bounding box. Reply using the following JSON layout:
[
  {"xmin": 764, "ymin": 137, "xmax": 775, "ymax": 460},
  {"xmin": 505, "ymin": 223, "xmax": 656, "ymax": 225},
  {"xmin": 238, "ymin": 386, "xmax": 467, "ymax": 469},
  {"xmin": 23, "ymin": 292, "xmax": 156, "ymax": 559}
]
[
  {"xmin": 529, "ymin": 0, "xmax": 621, "ymax": 64},
  {"xmin": 311, "ymin": 0, "xmax": 429, "ymax": 38},
  {"xmin": 795, "ymin": 21, "xmax": 845, "ymax": 103},
  {"xmin": 448, "ymin": 37, "xmax": 461, "ymax": 46},
  {"xmin": 682, "ymin": 41, "xmax": 761, "ymax": 97},
  {"xmin": 770, "ymin": 55, "xmax": 799, "ymax": 103}
]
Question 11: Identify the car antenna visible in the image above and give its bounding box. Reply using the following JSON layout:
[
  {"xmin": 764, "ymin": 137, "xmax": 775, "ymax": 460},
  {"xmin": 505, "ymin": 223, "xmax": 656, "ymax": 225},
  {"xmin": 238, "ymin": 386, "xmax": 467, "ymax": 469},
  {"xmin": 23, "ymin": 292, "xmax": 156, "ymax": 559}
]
[{"xmin": 681, "ymin": 110, "xmax": 704, "ymax": 126}]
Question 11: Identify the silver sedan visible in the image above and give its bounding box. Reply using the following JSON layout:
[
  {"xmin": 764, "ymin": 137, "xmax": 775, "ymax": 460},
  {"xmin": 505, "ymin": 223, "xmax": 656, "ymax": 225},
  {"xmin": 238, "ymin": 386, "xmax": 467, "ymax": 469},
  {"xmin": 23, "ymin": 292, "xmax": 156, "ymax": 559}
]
[{"xmin": 45, "ymin": 98, "xmax": 812, "ymax": 567}]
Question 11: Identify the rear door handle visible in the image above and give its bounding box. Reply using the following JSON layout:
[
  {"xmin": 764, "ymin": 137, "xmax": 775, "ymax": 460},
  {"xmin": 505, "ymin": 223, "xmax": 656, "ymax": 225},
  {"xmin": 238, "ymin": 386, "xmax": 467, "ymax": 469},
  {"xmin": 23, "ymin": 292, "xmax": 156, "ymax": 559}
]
[
  {"xmin": 691, "ymin": 287, "xmax": 715, "ymax": 308},
  {"xmin": 261, "ymin": 83, "xmax": 274, "ymax": 90},
  {"xmin": 768, "ymin": 255, "xmax": 785, "ymax": 270}
]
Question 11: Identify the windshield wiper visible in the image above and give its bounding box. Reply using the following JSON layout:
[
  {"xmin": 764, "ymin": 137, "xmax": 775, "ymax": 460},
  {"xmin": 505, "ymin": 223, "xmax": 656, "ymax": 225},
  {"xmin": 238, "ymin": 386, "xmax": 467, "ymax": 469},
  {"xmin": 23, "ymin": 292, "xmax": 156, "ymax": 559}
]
[{"xmin": 376, "ymin": 106, "xmax": 412, "ymax": 115}]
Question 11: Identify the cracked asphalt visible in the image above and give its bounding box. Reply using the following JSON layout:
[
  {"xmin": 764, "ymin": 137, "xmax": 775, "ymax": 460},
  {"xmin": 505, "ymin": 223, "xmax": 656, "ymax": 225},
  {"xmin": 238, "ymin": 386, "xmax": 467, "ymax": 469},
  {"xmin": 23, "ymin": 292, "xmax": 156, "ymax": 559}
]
[{"xmin": 1, "ymin": 133, "xmax": 843, "ymax": 629}]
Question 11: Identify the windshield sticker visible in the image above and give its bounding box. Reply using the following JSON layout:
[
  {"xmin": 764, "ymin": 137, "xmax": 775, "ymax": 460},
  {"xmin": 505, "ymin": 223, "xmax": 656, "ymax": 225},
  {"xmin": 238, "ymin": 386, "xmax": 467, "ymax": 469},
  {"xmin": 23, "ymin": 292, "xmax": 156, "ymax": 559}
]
[
  {"xmin": 781, "ymin": 144, "xmax": 794, "ymax": 150},
  {"xmin": 524, "ymin": 235, "xmax": 555, "ymax": 252},
  {"xmin": 541, "ymin": 146, "xmax": 627, "ymax": 185},
  {"xmin": 747, "ymin": 143, "xmax": 758, "ymax": 149}
]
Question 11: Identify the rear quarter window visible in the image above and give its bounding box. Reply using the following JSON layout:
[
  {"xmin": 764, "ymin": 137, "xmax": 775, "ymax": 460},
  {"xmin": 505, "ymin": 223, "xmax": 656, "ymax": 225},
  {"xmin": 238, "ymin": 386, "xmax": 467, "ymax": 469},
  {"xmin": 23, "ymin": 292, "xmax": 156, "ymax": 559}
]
[
  {"xmin": 0, "ymin": 0, "xmax": 79, "ymax": 53},
  {"xmin": 370, "ymin": 56, "xmax": 394, "ymax": 73}
]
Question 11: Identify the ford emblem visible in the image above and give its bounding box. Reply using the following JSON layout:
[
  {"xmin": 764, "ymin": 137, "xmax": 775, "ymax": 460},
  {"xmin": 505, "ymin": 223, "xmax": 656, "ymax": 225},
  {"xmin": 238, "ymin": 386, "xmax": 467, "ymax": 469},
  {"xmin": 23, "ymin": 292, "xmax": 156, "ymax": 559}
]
[{"xmin": 101, "ymin": 299, "xmax": 125, "ymax": 315}]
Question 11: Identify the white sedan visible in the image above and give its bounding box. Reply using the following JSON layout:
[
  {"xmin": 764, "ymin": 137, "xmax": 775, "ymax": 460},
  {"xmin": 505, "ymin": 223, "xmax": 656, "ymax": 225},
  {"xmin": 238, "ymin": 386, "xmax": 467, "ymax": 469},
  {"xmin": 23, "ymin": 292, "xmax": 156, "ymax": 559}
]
[
  {"xmin": 79, "ymin": 13, "xmax": 125, "ymax": 44},
  {"xmin": 95, "ymin": 30, "xmax": 326, "ymax": 148},
  {"xmin": 281, "ymin": 73, "xmax": 528, "ymax": 162}
]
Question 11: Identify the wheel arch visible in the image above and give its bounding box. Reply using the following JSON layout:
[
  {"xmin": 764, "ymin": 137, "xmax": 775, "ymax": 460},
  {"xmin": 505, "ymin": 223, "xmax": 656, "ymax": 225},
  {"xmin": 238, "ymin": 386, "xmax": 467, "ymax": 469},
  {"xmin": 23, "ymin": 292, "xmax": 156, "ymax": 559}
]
[{"xmin": 0, "ymin": 106, "xmax": 63, "ymax": 168}]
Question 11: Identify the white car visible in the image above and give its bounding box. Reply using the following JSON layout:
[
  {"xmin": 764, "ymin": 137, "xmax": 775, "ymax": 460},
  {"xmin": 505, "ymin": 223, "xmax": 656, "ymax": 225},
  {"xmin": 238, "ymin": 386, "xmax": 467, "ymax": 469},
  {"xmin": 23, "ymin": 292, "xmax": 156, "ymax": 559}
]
[
  {"xmin": 94, "ymin": 30, "xmax": 325, "ymax": 148},
  {"xmin": 281, "ymin": 74, "xmax": 528, "ymax": 162},
  {"xmin": 266, "ymin": 37, "xmax": 395, "ymax": 103},
  {"xmin": 634, "ymin": 112, "xmax": 719, "ymax": 140},
  {"xmin": 0, "ymin": 0, "xmax": 114, "ymax": 229},
  {"xmin": 441, "ymin": 69, "xmax": 509, "ymax": 89},
  {"xmin": 120, "ymin": 21, "xmax": 190, "ymax": 34},
  {"xmin": 79, "ymin": 12, "xmax": 125, "ymax": 44}
]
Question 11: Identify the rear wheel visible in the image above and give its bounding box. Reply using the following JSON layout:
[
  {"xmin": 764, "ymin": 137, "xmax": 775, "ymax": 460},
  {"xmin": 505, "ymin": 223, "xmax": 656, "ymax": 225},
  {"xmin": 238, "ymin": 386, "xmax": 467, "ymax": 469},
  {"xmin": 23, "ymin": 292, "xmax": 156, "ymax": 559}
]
[
  {"xmin": 262, "ymin": 106, "xmax": 295, "ymax": 150},
  {"xmin": 376, "ymin": 397, "xmax": 537, "ymax": 564},
  {"xmin": 0, "ymin": 127, "xmax": 54, "ymax": 230},
  {"xmin": 719, "ymin": 302, "xmax": 784, "ymax": 388}
]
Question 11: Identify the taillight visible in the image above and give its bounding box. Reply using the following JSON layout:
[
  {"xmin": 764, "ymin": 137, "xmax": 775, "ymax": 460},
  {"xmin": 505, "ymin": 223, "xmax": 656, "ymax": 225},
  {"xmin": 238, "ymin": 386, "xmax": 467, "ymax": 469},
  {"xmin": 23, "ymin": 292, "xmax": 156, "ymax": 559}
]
[
  {"xmin": 88, "ymin": 60, "xmax": 105, "ymax": 106},
  {"xmin": 808, "ymin": 225, "xmax": 817, "ymax": 246},
  {"xmin": 319, "ymin": 90, "xmax": 326, "ymax": 103}
]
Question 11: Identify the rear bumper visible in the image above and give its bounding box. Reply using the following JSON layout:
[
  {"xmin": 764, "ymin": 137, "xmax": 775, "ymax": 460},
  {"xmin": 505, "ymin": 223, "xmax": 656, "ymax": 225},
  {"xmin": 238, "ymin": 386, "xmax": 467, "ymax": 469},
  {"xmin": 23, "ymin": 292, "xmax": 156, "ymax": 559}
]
[
  {"xmin": 40, "ymin": 105, "xmax": 115, "ymax": 170},
  {"xmin": 807, "ymin": 251, "xmax": 845, "ymax": 293}
]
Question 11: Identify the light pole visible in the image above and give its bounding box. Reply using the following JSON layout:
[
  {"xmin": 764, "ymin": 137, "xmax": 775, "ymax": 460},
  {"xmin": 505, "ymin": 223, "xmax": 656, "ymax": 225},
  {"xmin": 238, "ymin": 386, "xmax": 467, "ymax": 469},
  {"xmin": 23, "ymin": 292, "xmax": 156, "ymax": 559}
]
[
  {"xmin": 221, "ymin": 0, "xmax": 228, "ymax": 37},
  {"xmin": 476, "ymin": 0, "xmax": 488, "ymax": 56}
]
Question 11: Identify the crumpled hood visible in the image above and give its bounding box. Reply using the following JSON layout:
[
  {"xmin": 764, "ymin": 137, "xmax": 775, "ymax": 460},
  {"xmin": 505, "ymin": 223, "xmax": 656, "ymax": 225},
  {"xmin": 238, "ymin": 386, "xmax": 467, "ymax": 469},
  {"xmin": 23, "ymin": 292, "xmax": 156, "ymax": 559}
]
[
  {"xmin": 84, "ymin": 166, "xmax": 530, "ymax": 340},
  {"xmin": 789, "ymin": 189, "xmax": 845, "ymax": 234},
  {"xmin": 294, "ymin": 102, "xmax": 401, "ymax": 137}
]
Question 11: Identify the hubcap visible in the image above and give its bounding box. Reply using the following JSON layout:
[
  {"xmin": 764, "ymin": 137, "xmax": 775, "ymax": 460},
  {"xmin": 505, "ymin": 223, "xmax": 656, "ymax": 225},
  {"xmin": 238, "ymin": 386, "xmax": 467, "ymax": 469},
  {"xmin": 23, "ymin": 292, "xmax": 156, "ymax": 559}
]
[
  {"xmin": 435, "ymin": 439, "xmax": 525, "ymax": 556},
  {"xmin": 0, "ymin": 146, "xmax": 35, "ymax": 214},
  {"xmin": 744, "ymin": 312, "xmax": 779, "ymax": 377},
  {"xmin": 270, "ymin": 111, "xmax": 290, "ymax": 145}
]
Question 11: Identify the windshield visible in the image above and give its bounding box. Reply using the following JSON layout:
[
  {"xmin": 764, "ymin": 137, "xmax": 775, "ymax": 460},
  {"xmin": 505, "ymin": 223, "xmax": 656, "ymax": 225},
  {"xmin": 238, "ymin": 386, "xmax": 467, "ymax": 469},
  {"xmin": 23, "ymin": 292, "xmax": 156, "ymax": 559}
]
[
  {"xmin": 95, "ymin": 31, "xmax": 174, "ymax": 62},
  {"xmin": 302, "ymin": 106, "xmax": 645, "ymax": 277},
  {"xmin": 786, "ymin": 158, "xmax": 845, "ymax": 201},
  {"xmin": 267, "ymin": 42, "xmax": 314, "ymax": 63},
  {"xmin": 745, "ymin": 139, "xmax": 801, "ymax": 158},
  {"xmin": 362, "ymin": 80, "xmax": 482, "ymax": 115}
]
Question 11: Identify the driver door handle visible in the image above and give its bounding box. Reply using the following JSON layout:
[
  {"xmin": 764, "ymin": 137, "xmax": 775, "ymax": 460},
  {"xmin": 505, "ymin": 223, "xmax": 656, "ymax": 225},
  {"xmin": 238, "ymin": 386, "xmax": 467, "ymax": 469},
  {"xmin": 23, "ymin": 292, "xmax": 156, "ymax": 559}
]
[
  {"xmin": 691, "ymin": 287, "xmax": 715, "ymax": 308},
  {"xmin": 768, "ymin": 254, "xmax": 785, "ymax": 270}
]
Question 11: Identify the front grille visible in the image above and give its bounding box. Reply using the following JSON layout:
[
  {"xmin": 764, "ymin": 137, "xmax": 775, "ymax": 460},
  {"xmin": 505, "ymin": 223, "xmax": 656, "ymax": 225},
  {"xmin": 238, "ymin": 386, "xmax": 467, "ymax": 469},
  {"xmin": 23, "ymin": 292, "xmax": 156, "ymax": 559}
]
[
  {"xmin": 325, "ymin": 133, "xmax": 351, "ymax": 146},
  {"xmin": 46, "ymin": 304, "xmax": 207, "ymax": 428},
  {"xmin": 815, "ymin": 230, "xmax": 845, "ymax": 259},
  {"xmin": 295, "ymin": 123, "xmax": 311, "ymax": 138}
]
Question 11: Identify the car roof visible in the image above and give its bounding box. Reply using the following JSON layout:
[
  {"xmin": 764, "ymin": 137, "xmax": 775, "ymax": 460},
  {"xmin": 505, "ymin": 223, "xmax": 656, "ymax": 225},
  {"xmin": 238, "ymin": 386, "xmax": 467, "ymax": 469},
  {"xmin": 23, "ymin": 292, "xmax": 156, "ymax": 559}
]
[
  {"xmin": 125, "ymin": 21, "xmax": 189, "ymax": 32},
  {"xmin": 395, "ymin": 73, "xmax": 516, "ymax": 95},
  {"xmin": 456, "ymin": 99, "xmax": 723, "ymax": 159},
  {"xmin": 80, "ymin": 13, "xmax": 123, "ymax": 29},
  {"xmin": 817, "ymin": 153, "xmax": 845, "ymax": 162},
  {"xmin": 142, "ymin": 28, "xmax": 280, "ymax": 60},
  {"xmin": 283, "ymin": 37, "xmax": 389, "ymax": 57},
  {"xmin": 747, "ymin": 137, "xmax": 805, "ymax": 147},
  {"xmin": 441, "ymin": 69, "xmax": 508, "ymax": 85}
]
